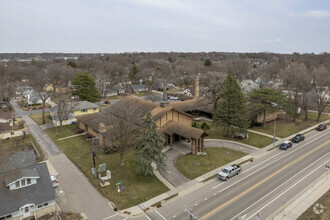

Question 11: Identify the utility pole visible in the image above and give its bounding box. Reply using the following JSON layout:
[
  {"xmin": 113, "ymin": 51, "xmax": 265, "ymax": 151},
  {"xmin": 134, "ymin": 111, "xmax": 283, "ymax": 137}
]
[{"xmin": 273, "ymin": 114, "xmax": 277, "ymax": 148}]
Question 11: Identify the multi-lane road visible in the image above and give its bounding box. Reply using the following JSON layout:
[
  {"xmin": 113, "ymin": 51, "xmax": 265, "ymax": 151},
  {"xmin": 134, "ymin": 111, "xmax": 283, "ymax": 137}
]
[{"xmin": 116, "ymin": 129, "xmax": 329, "ymax": 220}]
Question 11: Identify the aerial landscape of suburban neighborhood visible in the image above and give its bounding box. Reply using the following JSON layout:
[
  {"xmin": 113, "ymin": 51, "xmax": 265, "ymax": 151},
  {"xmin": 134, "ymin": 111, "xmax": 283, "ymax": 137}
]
[{"xmin": 1, "ymin": 1, "xmax": 330, "ymax": 220}]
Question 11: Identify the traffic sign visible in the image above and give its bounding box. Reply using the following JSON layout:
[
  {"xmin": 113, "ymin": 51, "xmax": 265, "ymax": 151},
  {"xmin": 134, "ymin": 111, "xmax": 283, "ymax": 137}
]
[{"xmin": 116, "ymin": 182, "xmax": 121, "ymax": 186}]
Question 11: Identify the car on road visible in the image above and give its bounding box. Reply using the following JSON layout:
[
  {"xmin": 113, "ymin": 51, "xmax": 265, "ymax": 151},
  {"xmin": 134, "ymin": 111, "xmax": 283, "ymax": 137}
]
[
  {"xmin": 218, "ymin": 164, "xmax": 241, "ymax": 181},
  {"xmin": 50, "ymin": 175, "xmax": 59, "ymax": 188},
  {"xmin": 279, "ymin": 141, "xmax": 292, "ymax": 150},
  {"xmin": 292, "ymin": 134, "xmax": 305, "ymax": 143},
  {"xmin": 316, "ymin": 123, "xmax": 327, "ymax": 131}
]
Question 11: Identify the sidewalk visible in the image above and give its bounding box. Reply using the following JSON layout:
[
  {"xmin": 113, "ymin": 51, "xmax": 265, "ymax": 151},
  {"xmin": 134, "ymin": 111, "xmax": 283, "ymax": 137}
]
[{"xmin": 272, "ymin": 173, "xmax": 330, "ymax": 220}]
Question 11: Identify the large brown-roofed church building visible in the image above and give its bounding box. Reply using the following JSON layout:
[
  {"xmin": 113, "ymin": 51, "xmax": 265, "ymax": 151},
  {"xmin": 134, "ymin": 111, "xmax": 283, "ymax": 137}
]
[{"xmin": 77, "ymin": 86, "xmax": 207, "ymax": 155}]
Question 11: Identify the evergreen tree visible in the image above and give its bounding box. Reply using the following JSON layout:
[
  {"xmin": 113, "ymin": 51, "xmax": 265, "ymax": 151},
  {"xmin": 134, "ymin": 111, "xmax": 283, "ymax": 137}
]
[
  {"xmin": 134, "ymin": 113, "xmax": 166, "ymax": 176},
  {"xmin": 204, "ymin": 59, "xmax": 212, "ymax": 67},
  {"xmin": 248, "ymin": 88, "xmax": 290, "ymax": 128},
  {"xmin": 129, "ymin": 62, "xmax": 139, "ymax": 83},
  {"xmin": 71, "ymin": 72, "xmax": 100, "ymax": 102},
  {"xmin": 213, "ymin": 74, "xmax": 249, "ymax": 136}
]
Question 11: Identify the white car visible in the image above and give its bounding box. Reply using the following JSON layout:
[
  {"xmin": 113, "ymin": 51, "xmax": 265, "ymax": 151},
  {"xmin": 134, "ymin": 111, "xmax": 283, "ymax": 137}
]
[{"xmin": 50, "ymin": 175, "xmax": 59, "ymax": 188}]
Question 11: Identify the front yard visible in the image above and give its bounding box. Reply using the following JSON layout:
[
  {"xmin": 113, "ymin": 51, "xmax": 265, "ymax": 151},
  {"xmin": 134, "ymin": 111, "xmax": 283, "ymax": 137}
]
[
  {"xmin": 250, "ymin": 112, "xmax": 329, "ymax": 138},
  {"xmin": 30, "ymin": 112, "xmax": 52, "ymax": 125},
  {"xmin": 45, "ymin": 125, "xmax": 169, "ymax": 210},
  {"xmin": 0, "ymin": 134, "xmax": 45, "ymax": 161},
  {"xmin": 17, "ymin": 99, "xmax": 51, "ymax": 111},
  {"xmin": 298, "ymin": 189, "xmax": 330, "ymax": 220},
  {"xmin": 175, "ymin": 147, "xmax": 246, "ymax": 179},
  {"xmin": 195, "ymin": 120, "xmax": 274, "ymax": 148}
]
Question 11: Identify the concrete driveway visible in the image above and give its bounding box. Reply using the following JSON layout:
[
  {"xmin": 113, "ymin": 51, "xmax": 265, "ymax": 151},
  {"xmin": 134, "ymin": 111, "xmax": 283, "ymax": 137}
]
[
  {"xmin": 159, "ymin": 148, "xmax": 190, "ymax": 187},
  {"xmin": 11, "ymin": 100, "xmax": 116, "ymax": 220}
]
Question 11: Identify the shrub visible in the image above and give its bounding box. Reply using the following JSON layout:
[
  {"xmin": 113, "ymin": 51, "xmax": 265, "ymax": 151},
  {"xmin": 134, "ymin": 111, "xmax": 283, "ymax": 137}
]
[
  {"xmin": 104, "ymin": 101, "xmax": 109, "ymax": 104},
  {"xmin": 201, "ymin": 122, "xmax": 210, "ymax": 130},
  {"xmin": 192, "ymin": 122, "xmax": 197, "ymax": 127},
  {"xmin": 254, "ymin": 122, "xmax": 263, "ymax": 127}
]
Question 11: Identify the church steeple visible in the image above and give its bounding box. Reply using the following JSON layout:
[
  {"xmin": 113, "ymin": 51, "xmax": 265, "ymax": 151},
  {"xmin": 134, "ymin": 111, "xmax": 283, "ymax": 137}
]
[{"xmin": 160, "ymin": 82, "xmax": 170, "ymax": 107}]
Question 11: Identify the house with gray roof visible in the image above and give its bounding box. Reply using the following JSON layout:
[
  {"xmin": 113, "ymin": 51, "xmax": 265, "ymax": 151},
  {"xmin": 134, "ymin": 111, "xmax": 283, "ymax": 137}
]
[
  {"xmin": 131, "ymin": 84, "xmax": 148, "ymax": 93},
  {"xmin": 0, "ymin": 150, "xmax": 36, "ymax": 174},
  {"xmin": 49, "ymin": 101, "xmax": 99, "ymax": 126},
  {"xmin": 0, "ymin": 162, "xmax": 56, "ymax": 219}
]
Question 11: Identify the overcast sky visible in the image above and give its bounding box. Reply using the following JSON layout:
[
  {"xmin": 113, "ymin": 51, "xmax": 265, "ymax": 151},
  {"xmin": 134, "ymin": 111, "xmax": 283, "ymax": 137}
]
[{"xmin": 1, "ymin": 0, "xmax": 330, "ymax": 53}]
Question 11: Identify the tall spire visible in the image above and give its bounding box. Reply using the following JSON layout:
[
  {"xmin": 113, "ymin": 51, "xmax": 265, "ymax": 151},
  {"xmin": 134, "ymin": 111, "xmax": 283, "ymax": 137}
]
[{"xmin": 160, "ymin": 81, "xmax": 170, "ymax": 107}]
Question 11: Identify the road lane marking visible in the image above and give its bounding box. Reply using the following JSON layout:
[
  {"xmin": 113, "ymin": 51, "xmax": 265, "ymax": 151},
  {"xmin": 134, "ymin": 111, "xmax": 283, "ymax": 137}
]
[
  {"xmin": 155, "ymin": 210, "xmax": 167, "ymax": 220},
  {"xmin": 212, "ymin": 131, "xmax": 330, "ymax": 190},
  {"xmin": 200, "ymin": 140, "xmax": 330, "ymax": 220},
  {"xmin": 145, "ymin": 215, "xmax": 151, "ymax": 220},
  {"xmin": 246, "ymin": 158, "xmax": 330, "ymax": 220},
  {"xmin": 102, "ymin": 214, "xmax": 117, "ymax": 220},
  {"xmin": 231, "ymin": 152, "xmax": 330, "ymax": 220}
]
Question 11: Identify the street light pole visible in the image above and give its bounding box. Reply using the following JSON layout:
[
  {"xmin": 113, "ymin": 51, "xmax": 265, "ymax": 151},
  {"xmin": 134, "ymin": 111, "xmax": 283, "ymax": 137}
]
[{"xmin": 273, "ymin": 115, "xmax": 277, "ymax": 148}]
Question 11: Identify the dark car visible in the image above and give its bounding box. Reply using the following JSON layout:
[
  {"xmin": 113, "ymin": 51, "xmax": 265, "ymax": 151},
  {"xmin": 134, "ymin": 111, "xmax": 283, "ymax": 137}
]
[
  {"xmin": 280, "ymin": 141, "xmax": 292, "ymax": 150},
  {"xmin": 292, "ymin": 134, "xmax": 305, "ymax": 143},
  {"xmin": 316, "ymin": 123, "xmax": 327, "ymax": 131}
]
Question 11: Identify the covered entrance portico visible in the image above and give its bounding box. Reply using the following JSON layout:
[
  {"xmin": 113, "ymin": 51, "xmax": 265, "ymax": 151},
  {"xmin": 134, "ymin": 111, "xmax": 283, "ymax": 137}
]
[{"xmin": 160, "ymin": 121, "xmax": 207, "ymax": 155}]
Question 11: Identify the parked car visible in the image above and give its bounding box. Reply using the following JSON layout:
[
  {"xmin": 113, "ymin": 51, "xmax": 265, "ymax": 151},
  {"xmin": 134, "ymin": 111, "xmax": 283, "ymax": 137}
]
[
  {"xmin": 218, "ymin": 164, "xmax": 242, "ymax": 181},
  {"xmin": 50, "ymin": 175, "xmax": 59, "ymax": 188},
  {"xmin": 316, "ymin": 123, "xmax": 327, "ymax": 131},
  {"xmin": 280, "ymin": 141, "xmax": 292, "ymax": 150},
  {"xmin": 292, "ymin": 134, "xmax": 305, "ymax": 143}
]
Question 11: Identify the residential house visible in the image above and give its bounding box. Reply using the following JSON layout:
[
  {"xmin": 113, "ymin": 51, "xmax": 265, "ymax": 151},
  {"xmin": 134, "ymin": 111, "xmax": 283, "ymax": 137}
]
[
  {"xmin": 131, "ymin": 84, "xmax": 148, "ymax": 94},
  {"xmin": 0, "ymin": 112, "xmax": 13, "ymax": 126},
  {"xmin": 24, "ymin": 90, "xmax": 50, "ymax": 105},
  {"xmin": 0, "ymin": 163, "xmax": 56, "ymax": 220},
  {"xmin": 0, "ymin": 123, "xmax": 11, "ymax": 140},
  {"xmin": 104, "ymin": 89, "xmax": 118, "ymax": 97},
  {"xmin": 50, "ymin": 101, "xmax": 99, "ymax": 126},
  {"xmin": 77, "ymin": 95, "xmax": 208, "ymax": 155},
  {"xmin": 43, "ymin": 84, "xmax": 55, "ymax": 92}
]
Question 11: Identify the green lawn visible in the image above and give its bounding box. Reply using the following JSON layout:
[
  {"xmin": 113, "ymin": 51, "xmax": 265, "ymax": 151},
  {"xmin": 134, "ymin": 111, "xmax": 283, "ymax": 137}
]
[
  {"xmin": 251, "ymin": 112, "xmax": 329, "ymax": 138},
  {"xmin": 298, "ymin": 189, "xmax": 330, "ymax": 220},
  {"xmin": 175, "ymin": 147, "xmax": 246, "ymax": 180},
  {"xmin": 45, "ymin": 125, "xmax": 169, "ymax": 210},
  {"xmin": 195, "ymin": 121, "xmax": 274, "ymax": 148},
  {"xmin": 0, "ymin": 134, "xmax": 45, "ymax": 161},
  {"xmin": 30, "ymin": 112, "xmax": 52, "ymax": 125}
]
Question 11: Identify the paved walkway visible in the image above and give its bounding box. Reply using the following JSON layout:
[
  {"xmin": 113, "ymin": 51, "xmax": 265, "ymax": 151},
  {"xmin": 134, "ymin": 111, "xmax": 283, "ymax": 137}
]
[
  {"xmin": 159, "ymin": 148, "xmax": 190, "ymax": 187},
  {"xmin": 11, "ymin": 100, "xmax": 115, "ymax": 220},
  {"xmin": 57, "ymin": 132, "xmax": 86, "ymax": 141},
  {"xmin": 247, "ymin": 129, "xmax": 277, "ymax": 139}
]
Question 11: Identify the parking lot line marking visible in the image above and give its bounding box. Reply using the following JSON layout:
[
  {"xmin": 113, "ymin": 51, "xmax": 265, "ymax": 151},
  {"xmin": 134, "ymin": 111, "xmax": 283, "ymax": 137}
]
[{"xmin": 200, "ymin": 140, "xmax": 330, "ymax": 220}]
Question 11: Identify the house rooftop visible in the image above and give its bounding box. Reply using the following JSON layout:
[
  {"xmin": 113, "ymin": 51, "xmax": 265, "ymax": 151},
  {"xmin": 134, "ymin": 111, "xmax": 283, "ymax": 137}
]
[
  {"xmin": 0, "ymin": 163, "xmax": 55, "ymax": 216},
  {"xmin": 0, "ymin": 122, "xmax": 10, "ymax": 133},
  {"xmin": 0, "ymin": 111, "xmax": 12, "ymax": 120},
  {"xmin": 5, "ymin": 168, "xmax": 40, "ymax": 186},
  {"xmin": 0, "ymin": 150, "xmax": 36, "ymax": 174}
]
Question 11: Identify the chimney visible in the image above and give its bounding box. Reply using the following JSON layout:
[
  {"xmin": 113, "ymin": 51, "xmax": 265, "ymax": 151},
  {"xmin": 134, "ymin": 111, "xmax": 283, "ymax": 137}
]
[{"xmin": 195, "ymin": 75, "xmax": 200, "ymax": 99}]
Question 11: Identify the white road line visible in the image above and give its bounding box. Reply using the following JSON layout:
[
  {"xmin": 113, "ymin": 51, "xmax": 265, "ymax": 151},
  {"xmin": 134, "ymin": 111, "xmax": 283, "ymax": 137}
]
[
  {"xmin": 212, "ymin": 131, "xmax": 330, "ymax": 190},
  {"xmin": 195, "ymin": 204, "xmax": 198, "ymax": 206},
  {"xmin": 145, "ymin": 215, "xmax": 152, "ymax": 220},
  {"xmin": 246, "ymin": 158, "xmax": 330, "ymax": 220},
  {"xmin": 214, "ymin": 193, "xmax": 217, "ymax": 196},
  {"xmin": 155, "ymin": 210, "xmax": 167, "ymax": 220},
  {"xmin": 230, "ymin": 153, "xmax": 330, "ymax": 220},
  {"xmin": 102, "ymin": 214, "xmax": 117, "ymax": 220},
  {"xmin": 173, "ymin": 215, "xmax": 176, "ymax": 218},
  {"xmin": 205, "ymin": 198, "xmax": 208, "ymax": 201}
]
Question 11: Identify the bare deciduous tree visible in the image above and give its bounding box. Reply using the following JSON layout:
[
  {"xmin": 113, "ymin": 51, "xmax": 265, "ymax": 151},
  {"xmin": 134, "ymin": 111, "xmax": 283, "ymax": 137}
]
[
  {"xmin": 200, "ymin": 71, "xmax": 227, "ymax": 110},
  {"xmin": 56, "ymin": 95, "xmax": 77, "ymax": 128},
  {"xmin": 312, "ymin": 66, "xmax": 330, "ymax": 121}
]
